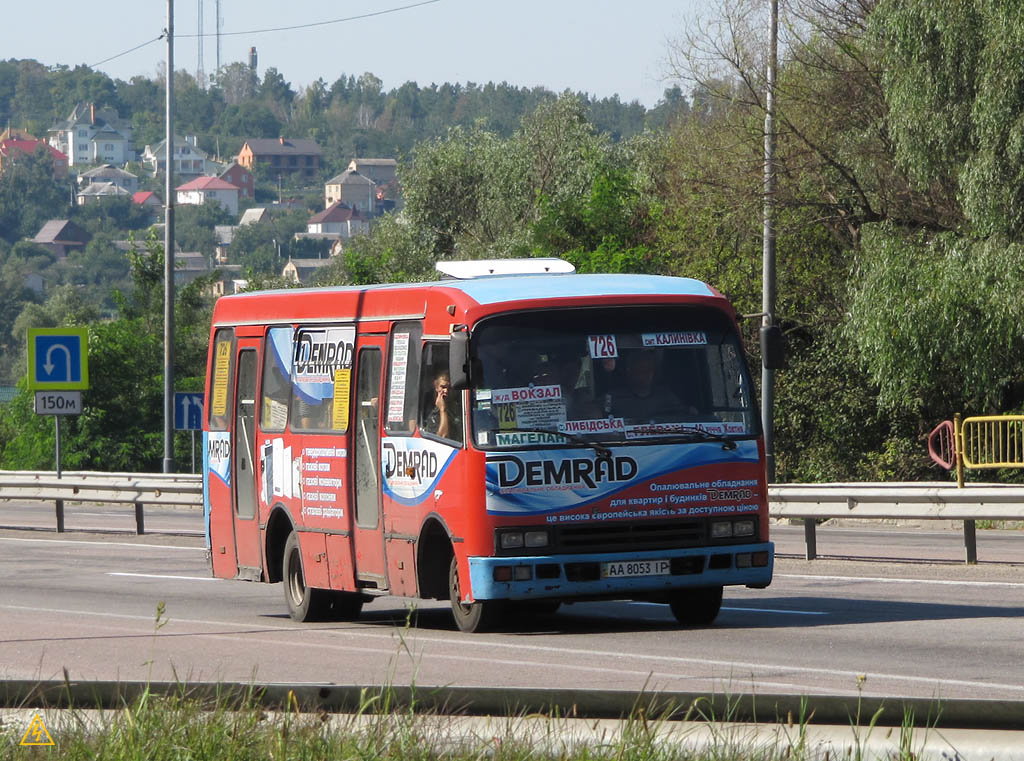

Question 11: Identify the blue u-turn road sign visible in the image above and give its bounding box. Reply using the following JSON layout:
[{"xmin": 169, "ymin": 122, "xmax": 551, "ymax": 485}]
[
  {"xmin": 175, "ymin": 392, "xmax": 205, "ymax": 431},
  {"xmin": 28, "ymin": 328, "xmax": 89, "ymax": 390}
]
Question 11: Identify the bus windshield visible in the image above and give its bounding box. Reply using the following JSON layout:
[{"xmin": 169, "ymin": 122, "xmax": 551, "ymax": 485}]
[{"xmin": 470, "ymin": 305, "xmax": 758, "ymax": 448}]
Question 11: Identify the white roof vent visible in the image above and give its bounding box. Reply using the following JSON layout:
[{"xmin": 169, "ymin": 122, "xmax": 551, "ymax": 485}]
[{"xmin": 435, "ymin": 258, "xmax": 575, "ymax": 279}]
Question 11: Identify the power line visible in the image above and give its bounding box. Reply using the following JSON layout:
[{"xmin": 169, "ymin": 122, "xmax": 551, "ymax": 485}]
[
  {"xmin": 87, "ymin": 1, "xmax": 441, "ymax": 71},
  {"xmin": 179, "ymin": 0, "xmax": 441, "ymax": 39},
  {"xmin": 90, "ymin": 36, "xmax": 164, "ymax": 69}
]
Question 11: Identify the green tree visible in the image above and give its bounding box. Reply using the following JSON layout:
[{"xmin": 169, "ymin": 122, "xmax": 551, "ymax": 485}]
[{"xmin": 0, "ymin": 147, "xmax": 71, "ymax": 243}]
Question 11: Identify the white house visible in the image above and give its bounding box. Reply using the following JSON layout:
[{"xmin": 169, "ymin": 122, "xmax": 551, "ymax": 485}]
[
  {"xmin": 142, "ymin": 136, "xmax": 211, "ymax": 177},
  {"xmin": 306, "ymin": 201, "xmax": 369, "ymax": 238},
  {"xmin": 176, "ymin": 176, "xmax": 241, "ymax": 216},
  {"xmin": 48, "ymin": 103, "xmax": 134, "ymax": 167}
]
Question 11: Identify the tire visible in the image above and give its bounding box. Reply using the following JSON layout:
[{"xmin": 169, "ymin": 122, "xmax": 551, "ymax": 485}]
[
  {"xmin": 283, "ymin": 532, "xmax": 329, "ymax": 622},
  {"xmin": 448, "ymin": 556, "xmax": 505, "ymax": 633},
  {"xmin": 669, "ymin": 586, "xmax": 723, "ymax": 627}
]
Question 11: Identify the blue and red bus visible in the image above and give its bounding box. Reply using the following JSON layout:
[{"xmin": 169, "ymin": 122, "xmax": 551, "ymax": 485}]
[{"xmin": 203, "ymin": 260, "xmax": 773, "ymax": 631}]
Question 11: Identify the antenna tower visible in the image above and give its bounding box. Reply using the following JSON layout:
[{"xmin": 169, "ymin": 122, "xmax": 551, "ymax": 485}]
[
  {"xmin": 216, "ymin": 0, "xmax": 222, "ymax": 76},
  {"xmin": 197, "ymin": 0, "xmax": 205, "ymax": 86}
]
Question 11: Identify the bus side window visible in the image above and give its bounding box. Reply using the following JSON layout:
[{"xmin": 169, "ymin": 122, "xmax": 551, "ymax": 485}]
[
  {"xmin": 290, "ymin": 326, "xmax": 356, "ymax": 433},
  {"xmin": 419, "ymin": 342, "xmax": 463, "ymax": 444},
  {"xmin": 384, "ymin": 321, "xmax": 422, "ymax": 435},
  {"xmin": 208, "ymin": 328, "xmax": 235, "ymax": 431},
  {"xmin": 260, "ymin": 326, "xmax": 293, "ymax": 432}
]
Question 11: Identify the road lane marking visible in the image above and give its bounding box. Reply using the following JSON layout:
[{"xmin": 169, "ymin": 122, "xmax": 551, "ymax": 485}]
[
  {"xmin": 778, "ymin": 573, "xmax": 1024, "ymax": 588},
  {"xmin": 0, "ymin": 537, "xmax": 204, "ymax": 551},
  {"xmin": 107, "ymin": 573, "xmax": 219, "ymax": 582},
  {"xmin": 4, "ymin": 602, "xmax": 1024, "ymax": 695}
]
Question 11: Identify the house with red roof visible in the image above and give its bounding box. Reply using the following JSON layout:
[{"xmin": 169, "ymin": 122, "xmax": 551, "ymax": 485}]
[
  {"xmin": 176, "ymin": 176, "xmax": 241, "ymax": 215},
  {"xmin": 306, "ymin": 200, "xmax": 369, "ymax": 238},
  {"xmin": 0, "ymin": 128, "xmax": 68, "ymax": 178},
  {"xmin": 132, "ymin": 191, "xmax": 162, "ymax": 209}
]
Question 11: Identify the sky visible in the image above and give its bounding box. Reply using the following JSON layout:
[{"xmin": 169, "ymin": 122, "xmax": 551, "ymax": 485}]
[{"xmin": 0, "ymin": 0, "xmax": 710, "ymax": 108}]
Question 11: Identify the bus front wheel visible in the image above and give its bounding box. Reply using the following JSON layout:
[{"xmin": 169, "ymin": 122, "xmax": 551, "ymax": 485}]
[
  {"xmin": 283, "ymin": 532, "xmax": 328, "ymax": 622},
  {"xmin": 669, "ymin": 586, "xmax": 723, "ymax": 627},
  {"xmin": 448, "ymin": 557, "xmax": 504, "ymax": 633}
]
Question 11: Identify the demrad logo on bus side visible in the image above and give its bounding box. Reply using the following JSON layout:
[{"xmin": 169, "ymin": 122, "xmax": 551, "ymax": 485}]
[
  {"xmin": 292, "ymin": 329, "xmax": 354, "ymax": 381},
  {"xmin": 492, "ymin": 454, "xmax": 638, "ymax": 489}
]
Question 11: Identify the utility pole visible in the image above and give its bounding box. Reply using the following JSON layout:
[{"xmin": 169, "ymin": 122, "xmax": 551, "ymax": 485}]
[
  {"xmin": 761, "ymin": 0, "xmax": 778, "ymax": 482},
  {"xmin": 164, "ymin": 0, "xmax": 176, "ymax": 474}
]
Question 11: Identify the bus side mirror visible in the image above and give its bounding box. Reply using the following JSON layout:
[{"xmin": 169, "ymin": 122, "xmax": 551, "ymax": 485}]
[
  {"xmin": 449, "ymin": 331, "xmax": 470, "ymax": 390},
  {"xmin": 759, "ymin": 325, "xmax": 784, "ymax": 370}
]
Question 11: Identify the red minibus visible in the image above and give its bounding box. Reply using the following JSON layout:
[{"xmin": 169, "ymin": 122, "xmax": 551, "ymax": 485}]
[{"xmin": 203, "ymin": 260, "xmax": 773, "ymax": 631}]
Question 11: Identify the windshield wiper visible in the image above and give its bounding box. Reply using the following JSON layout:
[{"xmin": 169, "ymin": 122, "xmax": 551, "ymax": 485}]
[
  {"xmin": 631, "ymin": 426, "xmax": 739, "ymax": 450},
  {"xmin": 492, "ymin": 427, "xmax": 612, "ymax": 460}
]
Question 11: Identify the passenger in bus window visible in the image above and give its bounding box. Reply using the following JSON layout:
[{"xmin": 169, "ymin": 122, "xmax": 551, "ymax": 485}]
[{"xmin": 424, "ymin": 370, "xmax": 462, "ymax": 441}]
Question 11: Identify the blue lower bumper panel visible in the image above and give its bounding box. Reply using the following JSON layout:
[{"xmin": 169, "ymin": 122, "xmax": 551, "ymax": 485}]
[{"xmin": 468, "ymin": 542, "xmax": 773, "ymax": 601}]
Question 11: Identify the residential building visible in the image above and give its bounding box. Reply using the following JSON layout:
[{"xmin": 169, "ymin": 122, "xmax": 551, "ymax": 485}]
[
  {"xmin": 79, "ymin": 164, "xmax": 138, "ymax": 193},
  {"xmin": 141, "ymin": 136, "xmax": 210, "ymax": 177},
  {"xmin": 347, "ymin": 158, "xmax": 397, "ymax": 186},
  {"xmin": 323, "ymin": 169, "xmax": 375, "ymax": 214},
  {"xmin": 48, "ymin": 103, "xmax": 133, "ymax": 167},
  {"xmin": 0, "ymin": 128, "xmax": 68, "ymax": 177},
  {"xmin": 213, "ymin": 225, "xmax": 236, "ymax": 264},
  {"xmin": 132, "ymin": 190, "xmax": 162, "ymax": 209},
  {"xmin": 77, "ymin": 181, "xmax": 132, "ymax": 205},
  {"xmin": 31, "ymin": 220, "xmax": 90, "ymax": 258},
  {"xmin": 237, "ymin": 137, "xmax": 321, "ymax": 180},
  {"xmin": 305, "ymin": 201, "xmax": 369, "ymax": 238},
  {"xmin": 238, "ymin": 207, "xmax": 271, "ymax": 226},
  {"xmin": 176, "ymin": 176, "xmax": 241, "ymax": 216},
  {"xmin": 210, "ymin": 264, "xmax": 245, "ymax": 296},
  {"xmin": 282, "ymin": 257, "xmax": 330, "ymax": 284},
  {"xmin": 219, "ymin": 162, "xmax": 255, "ymax": 200}
]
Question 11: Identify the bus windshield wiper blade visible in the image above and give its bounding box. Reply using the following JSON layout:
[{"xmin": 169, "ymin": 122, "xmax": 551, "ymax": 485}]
[
  {"xmin": 631, "ymin": 427, "xmax": 739, "ymax": 450},
  {"xmin": 495, "ymin": 428, "xmax": 612, "ymax": 459}
]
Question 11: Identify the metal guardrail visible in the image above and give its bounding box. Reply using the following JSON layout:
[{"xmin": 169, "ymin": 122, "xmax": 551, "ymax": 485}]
[
  {"xmin": 0, "ymin": 471, "xmax": 201, "ymax": 535},
  {"xmin": 0, "ymin": 474, "xmax": 1018, "ymax": 561},
  {"xmin": 770, "ymin": 482, "xmax": 1024, "ymax": 563}
]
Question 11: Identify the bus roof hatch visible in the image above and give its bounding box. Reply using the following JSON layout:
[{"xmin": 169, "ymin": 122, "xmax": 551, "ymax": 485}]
[{"xmin": 435, "ymin": 258, "xmax": 576, "ymax": 279}]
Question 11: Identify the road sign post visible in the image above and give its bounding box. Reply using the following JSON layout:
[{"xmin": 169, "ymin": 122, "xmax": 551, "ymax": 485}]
[
  {"xmin": 175, "ymin": 392, "xmax": 204, "ymax": 473},
  {"xmin": 27, "ymin": 328, "xmax": 89, "ymax": 503}
]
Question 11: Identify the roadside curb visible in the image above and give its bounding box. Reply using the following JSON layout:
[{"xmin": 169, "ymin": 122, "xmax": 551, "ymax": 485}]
[{"xmin": 1, "ymin": 680, "xmax": 1021, "ymax": 731}]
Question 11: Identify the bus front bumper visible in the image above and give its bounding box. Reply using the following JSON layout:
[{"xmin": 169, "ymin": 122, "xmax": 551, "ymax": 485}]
[{"xmin": 467, "ymin": 542, "xmax": 774, "ymax": 602}]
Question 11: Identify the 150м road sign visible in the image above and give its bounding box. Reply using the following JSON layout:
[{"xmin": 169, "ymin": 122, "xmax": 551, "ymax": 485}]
[{"xmin": 28, "ymin": 328, "xmax": 89, "ymax": 390}]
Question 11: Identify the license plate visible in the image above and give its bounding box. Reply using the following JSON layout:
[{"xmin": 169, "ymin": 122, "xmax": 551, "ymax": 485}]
[{"xmin": 601, "ymin": 558, "xmax": 671, "ymax": 579}]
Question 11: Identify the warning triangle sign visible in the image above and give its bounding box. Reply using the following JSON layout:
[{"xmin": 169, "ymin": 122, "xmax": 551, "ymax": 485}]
[{"xmin": 19, "ymin": 713, "xmax": 55, "ymax": 746}]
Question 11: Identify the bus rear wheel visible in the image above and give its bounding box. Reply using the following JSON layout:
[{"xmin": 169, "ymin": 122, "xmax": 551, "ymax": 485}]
[
  {"xmin": 669, "ymin": 586, "xmax": 723, "ymax": 627},
  {"xmin": 283, "ymin": 532, "xmax": 328, "ymax": 622},
  {"xmin": 448, "ymin": 556, "xmax": 505, "ymax": 633}
]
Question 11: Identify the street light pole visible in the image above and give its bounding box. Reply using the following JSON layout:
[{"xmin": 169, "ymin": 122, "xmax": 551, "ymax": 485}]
[
  {"xmin": 163, "ymin": 0, "xmax": 176, "ymax": 474},
  {"xmin": 761, "ymin": 0, "xmax": 778, "ymax": 482}
]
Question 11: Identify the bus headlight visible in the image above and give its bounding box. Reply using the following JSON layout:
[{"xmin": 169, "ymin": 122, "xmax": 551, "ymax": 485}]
[
  {"xmin": 711, "ymin": 521, "xmax": 733, "ymax": 539},
  {"xmin": 524, "ymin": 530, "xmax": 550, "ymax": 548},
  {"xmin": 733, "ymin": 519, "xmax": 755, "ymax": 537},
  {"xmin": 499, "ymin": 532, "xmax": 524, "ymax": 550}
]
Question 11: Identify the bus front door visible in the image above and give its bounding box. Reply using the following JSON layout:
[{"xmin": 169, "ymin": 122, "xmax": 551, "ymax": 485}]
[
  {"xmin": 351, "ymin": 342, "xmax": 388, "ymax": 590},
  {"xmin": 232, "ymin": 344, "xmax": 263, "ymax": 579}
]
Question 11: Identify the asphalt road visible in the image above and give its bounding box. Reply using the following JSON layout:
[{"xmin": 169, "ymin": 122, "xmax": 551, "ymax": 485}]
[{"xmin": 0, "ymin": 502, "xmax": 1021, "ymax": 701}]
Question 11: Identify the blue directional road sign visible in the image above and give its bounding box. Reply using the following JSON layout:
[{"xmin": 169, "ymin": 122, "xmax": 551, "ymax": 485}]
[
  {"xmin": 174, "ymin": 392, "xmax": 205, "ymax": 431},
  {"xmin": 28, "ymin": 327, "xmax": 89, "ymax": 390}
]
